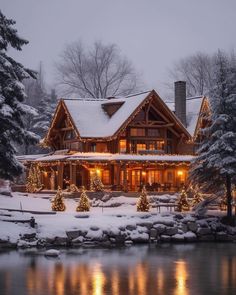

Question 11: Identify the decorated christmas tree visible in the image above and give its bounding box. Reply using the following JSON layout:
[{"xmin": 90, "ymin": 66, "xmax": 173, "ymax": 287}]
[
  {"xmin": 90, "ymin": 173, "xmax": 104, "ymax": 192},
  {"xmin": 26, "ymin": 164, "xmax": 43, "ymax": 193},
  {"xmin": 176, "ymin": 188, "xmax": 190, "ymax": 212},
  {"xmin": 191, "ymin": 192, "xmax": 203, "ymax": 207},
  {"xmin": 137, "ymin": 186, "xmax": 150, "ymax": 212},
  {"xmin": 51, "ymin": 187, "xmax": 66, "ymax": 211},
  {"xmin": 76, "ymin": 187, "xmax": 90, "ymax": 212}
]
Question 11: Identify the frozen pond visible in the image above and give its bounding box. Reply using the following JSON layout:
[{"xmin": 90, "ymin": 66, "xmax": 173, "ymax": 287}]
[{"xmin": 0, "ymin": 243, "xmax": 236, "ymax": 295}]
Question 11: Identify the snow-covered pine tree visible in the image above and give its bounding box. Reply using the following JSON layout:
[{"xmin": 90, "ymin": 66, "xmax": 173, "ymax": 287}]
[
  {"xmin": 22, "ymin": 64, "xmax": 58, "ymax": 154},
  {"xmin": 189, "ymin": 51, "xmax": 236, "ymax": 219},
  {"xmin": 0, "ymin": 10, "xmax": 38, "ymax": 179}
]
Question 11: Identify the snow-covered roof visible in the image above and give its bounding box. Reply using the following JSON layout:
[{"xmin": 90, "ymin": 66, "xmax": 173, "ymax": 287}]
[
  {"xmin": 63, "ymin": 91, "xmax": 151, "ymax": 138},
  {"xmin": 31, "ymin": 152, "xmax": 194, "ymax": 163},
  {"xmin": 165, "ymin": 96, "xmax": 204, "ymax": 136}
]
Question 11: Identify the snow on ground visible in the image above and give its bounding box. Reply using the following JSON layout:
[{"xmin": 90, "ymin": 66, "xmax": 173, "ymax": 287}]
[
  {"xmin": 0, "ymin": 192, "xmax": 178, "ymax": 244},
  {"xmin": 0, "ymin": 192, "xmax": 224, "ymax": 245}
]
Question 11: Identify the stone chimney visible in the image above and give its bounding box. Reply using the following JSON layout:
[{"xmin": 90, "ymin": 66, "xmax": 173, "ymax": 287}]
[{"xmin": 175, "ymin": 81, "xmax": 186, "ymax": 126}]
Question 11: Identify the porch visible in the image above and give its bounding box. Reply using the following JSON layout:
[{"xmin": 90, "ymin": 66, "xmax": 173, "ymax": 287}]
[{"xmin": 37, "ymin": 159, "xmax": 189, "ymax": 193}]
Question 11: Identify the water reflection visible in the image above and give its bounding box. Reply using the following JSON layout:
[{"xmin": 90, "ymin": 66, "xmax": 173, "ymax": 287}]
[
  {"xmin": 0, "ymin": 244, "xmax": 236, "ymax": 295},
  {"xmin": 175, "ymin": 261, "xmax": 188, "ymax": 295}
]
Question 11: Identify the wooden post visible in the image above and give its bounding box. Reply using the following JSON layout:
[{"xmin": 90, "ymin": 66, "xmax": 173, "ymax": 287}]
[
  {"xmin": 57, "ymin": 162, "xmax": 64, "ymax": 189},
  {"xmin": 123, "ymin": 163, "xmax": 128, "ymax": 192}
]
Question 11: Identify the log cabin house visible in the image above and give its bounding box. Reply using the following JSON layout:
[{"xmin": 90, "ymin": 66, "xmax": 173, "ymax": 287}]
[{"xmin": 23, "ymin": 81, "xmax": 210, "ymax": 192}]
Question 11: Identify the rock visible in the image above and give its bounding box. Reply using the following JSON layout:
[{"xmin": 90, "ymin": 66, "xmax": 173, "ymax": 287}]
[
  {"xmin": 197, "ymin": 227, "xmax": 212, "ymax": 235},
  {"xmin": 227, "ymin": 227, "xmax": 236, "ymax": 235},
  {"xmin": 90, "ymin": 226, "xmax": 99, "ymax": 231},
  {"xmin": 17, "ymin": 239, "xmax": 38, "ymax": 248},
  {"xmin": 184, "ymin": 232, "xmax": 197, "ymax": 242},
  {"xmin": 137, "ymin": 221, "xmax": 153, "ymax": 230},
  {"xmin": 54, "ymin": 237, "xmax": 68, "ymax": 246},
  {"xmin": 160, "ymin": 235, "xmax": 171, "ymax": 242},
  {"xmin": 165, "ymin": 227, "xmax": 178, "ymax": 236},
  {"xmin": 75, "ymin": 214, "xmax": 89, "ymax": 218},
  {"xmin": 22, "ymin": 233, "xmax": 36, "ymax": 240},
  {"xmin": 171, "ymin": 234, "xmax": 185, "ymax": 242},
  {"xmin": 66, "ymin": 230, "xmax": 81, "ymax": 240},
  {"xmin": 72, "ymin": 236, "xmax": 84, "ymax": 244},
  {"xmin": 125, "ymin": 240, "xmax": 133, "ymax": 246},
  {"xmin": 174, "ymin": 213, "xmax": 184, "ymax": 220},
  {"xmin": 126, "ymin": 224, "xmax": 137, "ymax": 231},
  {"xmin": 44, "ymin": 249, "xmax": 60, "ymax": 257},
  {"xmin": 198, "ymin": 234, "xmax": 215, "ymax": 241},
  {"xmin": 140, "ymin": 214, "xmax": 151, "ymax": 219},
  {"xmin": 154, "ymin": 219, "xmax": 175, "ymax": 227},
  {"xmin": 115, "ymin": 234, "xmax": 126, "ymax": 244},
  {"xmin": 149, "ymin": 228, "xmax": 157, "ymax": 239},
  {"xmin": 187, "ymin": 222, "xmax": 198, "ymax": 232},
  {"xmin": 153, "ymin": 224, "xmax": 166, "ymax": 235},
  {"xmin": 180, "ymin": 223, "xmax": 188, "ymax": 233},
  {"xmin": 216, "ymin": 232, "xmax": 233, "ymax": 242},
  {"xmin": 197, "ymin": 220, "xmax": 208, "ymax": 228},
  {"xmin": 131, "ymin": 232, "xmax": 149, "ymax": 243}
]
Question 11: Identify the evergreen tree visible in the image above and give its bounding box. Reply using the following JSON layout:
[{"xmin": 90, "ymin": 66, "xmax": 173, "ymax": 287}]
[
  {"xmin": 51, "ymin": 187, "xmax": 66, "ymax": 211},
  {"xmin": 90, "ymin": 173, "xmax": 104, "ymax": 192},
  {"xmin": 0, "ymin": 10, "xmax": 38, "ymax": 179},
  {"xmin": 137, "ymin": 186, "xmax": 150, "ymax": 212},
  {"xmin": 76, "ymin": 187, "xmax": 90, "ymax": 212},
  {"xmin": 176, "ymin": 188, "xmax": 190, "ymax": 212},
  {"xmin": 189, "ymin": 51, "xmax": 236, "ymax": 219},
  {"xmin": 22, "ymin": 65, "xmax": 58, "ymax": 154}
]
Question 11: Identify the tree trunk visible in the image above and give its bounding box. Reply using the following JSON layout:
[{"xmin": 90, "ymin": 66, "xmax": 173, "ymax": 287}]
[{"xmin": 226, "ymin": 174, "xmax": 232, "ymax": 219}]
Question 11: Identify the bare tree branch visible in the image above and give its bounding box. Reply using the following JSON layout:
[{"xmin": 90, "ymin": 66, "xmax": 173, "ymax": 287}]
[{"xmin": 55, "ymin": 40, "xmax": 142, "ymax": 98}]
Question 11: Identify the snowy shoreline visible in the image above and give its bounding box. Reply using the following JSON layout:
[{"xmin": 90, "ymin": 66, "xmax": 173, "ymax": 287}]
[{"xmin": 0, "ymin": 193, "xmax": 236, "ymax": 249}]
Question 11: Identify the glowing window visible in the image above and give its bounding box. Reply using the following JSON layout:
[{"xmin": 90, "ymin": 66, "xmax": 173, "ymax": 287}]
[
  {"xmin": 130, "ymin": 128, "xmax": 145, "ymax": 137},
  {"xmin": 119, "ymin": 139, "xmax": 126, "ymax": 153}
]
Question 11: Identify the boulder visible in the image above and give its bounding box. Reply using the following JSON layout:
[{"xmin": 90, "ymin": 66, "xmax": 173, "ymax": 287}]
[
  {"xmin": 216, "ymin": 232, "xmax": 233, "ymax": 242},
  {"xmin": 153, "ymin": 224, "xmax": 166, "ymax": 235},
  {"xmin": 126, "ymin": 224, "xmax": 137, "ymax": 231},
  {"xmin": 165, "ymin": 227, "xmax": 178, "ymax": 236},
  {"xmin": 66, "ymin": 230, "xmax": 81, "ymax": 240},
  {"xmin": 197, "ymin": 227, "xmax": 212, "ymax": 235},
  {"xmin": 171, "ymin": 234, "xmax": 185, "ymax": 242},
  {"xmin": 137, "ymin": 221, "xmax": 153, "ymax": 229},
  {"xmin": 187, "ymin": 222, "xmax": 198, "ymax": 232},
  {"xmin": 149, "ymin": 228, "xmax": 157, "ymax": 239}
]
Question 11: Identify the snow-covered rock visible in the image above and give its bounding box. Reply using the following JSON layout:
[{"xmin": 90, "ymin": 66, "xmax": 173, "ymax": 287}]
[{"xmin": 44, "ymin": 249, "xmax": 60, "ymax": 257}]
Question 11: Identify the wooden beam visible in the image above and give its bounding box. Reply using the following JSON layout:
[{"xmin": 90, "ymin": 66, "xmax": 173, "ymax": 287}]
[
  {"xmin": 151, "ymin": 104, "xmax": 171, "ymax": 123},
  {"xmin": 129, "ymin": 123, "xmax": 174, "ymax": 128}
]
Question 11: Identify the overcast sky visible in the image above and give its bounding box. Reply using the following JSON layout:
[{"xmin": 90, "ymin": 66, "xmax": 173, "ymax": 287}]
[{"xmin": 2, "ymin": 0, "xmax": 236, "ymax": 98}]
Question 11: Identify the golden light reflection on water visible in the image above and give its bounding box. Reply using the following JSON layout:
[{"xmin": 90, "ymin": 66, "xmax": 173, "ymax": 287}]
[
  {"xmin": 2, "ymin": 248, "xmax": 235, "ymax": 295},
  {"xmin": 92, "ymin": 263, "xmax": 106, "ymax": 295},
  {"xmin": 174, "ymin": 260, "xmax": 189, "ymax": 295}
]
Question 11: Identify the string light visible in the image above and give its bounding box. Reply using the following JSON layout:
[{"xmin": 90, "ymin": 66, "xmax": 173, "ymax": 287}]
[
  {"xmin": 137, "ymin": 186, "xmax": 150, "ymax": 212},
  {"xmin": 51, "ymin": 187, "xmax": 66, "ymax": 211},
  {"xmin": 76, "ymin": 187, "xmax": 90, "ymax": 212}
]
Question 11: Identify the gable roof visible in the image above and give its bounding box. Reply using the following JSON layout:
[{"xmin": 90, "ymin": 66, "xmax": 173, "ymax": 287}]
[
  {"xmin": 62, "ymin": 90, "xmax": 191, "ymax": 140},
  {"xmin": 165, "ymin": 96, "xmax": 206, "ymax": 137},
  {"xmin": 46, "ymin": 90, "xmax": 193, "ymax": 142},
  {"xmin": 63, "ymin": 91, "xmax": 151, "ymax": 139}
]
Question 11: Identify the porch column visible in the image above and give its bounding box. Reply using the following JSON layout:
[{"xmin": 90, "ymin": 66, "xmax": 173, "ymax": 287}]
[
  {"xmin": 57, "ymin": 162, "xmax": 64, "ymax": 189},
  {"xmin": 69, "ymin": 163, "xmax": 76, "ymax": 185},
  {"xmin": 123, "ymin": 163, "xmax": 128, "ymax": 192}
]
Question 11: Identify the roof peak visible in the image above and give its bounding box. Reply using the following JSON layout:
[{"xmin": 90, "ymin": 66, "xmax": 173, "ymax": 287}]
[{"xmin": 61, "ymin": 90, "xmax": 152, "ymax": 102}]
